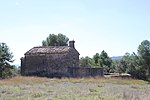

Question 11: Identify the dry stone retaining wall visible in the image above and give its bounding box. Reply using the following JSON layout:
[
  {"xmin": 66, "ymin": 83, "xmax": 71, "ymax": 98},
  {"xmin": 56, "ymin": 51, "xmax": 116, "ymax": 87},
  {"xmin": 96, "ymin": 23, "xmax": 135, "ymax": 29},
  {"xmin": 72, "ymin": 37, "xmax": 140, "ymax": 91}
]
[{"xmin": 68, "ymin": 67, "xmax": 104, "ymax": 77}]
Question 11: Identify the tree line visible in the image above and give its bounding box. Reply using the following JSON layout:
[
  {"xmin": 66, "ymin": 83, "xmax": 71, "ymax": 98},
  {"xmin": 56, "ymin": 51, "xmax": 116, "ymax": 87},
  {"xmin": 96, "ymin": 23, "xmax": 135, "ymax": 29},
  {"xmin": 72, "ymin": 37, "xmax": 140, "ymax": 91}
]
[
  {"xmin": 79, "ymin": 40, "xmax": 150, "ymax": 80},
  {"xmin": 80, "ymin": 50, "xmax": 112, "ymax": 74},
  {"xmin": 0, "ymin": 33, "xmax": 150, "ymax": 81}
]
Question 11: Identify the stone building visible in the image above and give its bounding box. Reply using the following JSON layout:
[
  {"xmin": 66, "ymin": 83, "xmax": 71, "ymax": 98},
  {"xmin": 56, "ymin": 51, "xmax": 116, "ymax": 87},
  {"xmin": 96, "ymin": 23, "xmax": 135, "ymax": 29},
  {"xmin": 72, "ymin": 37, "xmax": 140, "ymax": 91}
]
[
  {"xmin": 21, "ymin": 41, "xmax": 103, "ymax": 77},
  {"xmin": 21, "ymin": 41, "xmax": 79, "ymax": 77}
]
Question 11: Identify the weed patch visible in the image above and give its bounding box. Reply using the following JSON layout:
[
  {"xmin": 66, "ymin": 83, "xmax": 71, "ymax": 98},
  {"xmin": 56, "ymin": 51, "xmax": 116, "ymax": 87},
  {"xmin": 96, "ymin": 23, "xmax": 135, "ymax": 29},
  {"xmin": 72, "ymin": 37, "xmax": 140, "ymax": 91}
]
[
  {"xmin": 0, "ymin": 76, "xmax": 149, "ymax": 100},
  {"xmin": 31, "ymin": 92, "xmax": 43, "ymax": 98}
]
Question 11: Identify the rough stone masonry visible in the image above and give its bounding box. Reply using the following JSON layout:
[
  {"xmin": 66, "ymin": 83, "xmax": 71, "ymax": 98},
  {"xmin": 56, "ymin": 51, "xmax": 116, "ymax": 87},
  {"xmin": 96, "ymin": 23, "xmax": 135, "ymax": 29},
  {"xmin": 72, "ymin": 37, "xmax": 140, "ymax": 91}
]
[{"xmin": 21, "ymin": 41, "xmax": 103, "ymax": 77}]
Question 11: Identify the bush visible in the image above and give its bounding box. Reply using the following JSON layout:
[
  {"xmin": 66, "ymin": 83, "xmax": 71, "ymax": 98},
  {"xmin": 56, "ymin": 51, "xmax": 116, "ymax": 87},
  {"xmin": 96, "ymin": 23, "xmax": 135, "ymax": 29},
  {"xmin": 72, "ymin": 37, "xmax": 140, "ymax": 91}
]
[{"xmin": 0, "ymin": 65, "xmax": 20, "ymax": 79}]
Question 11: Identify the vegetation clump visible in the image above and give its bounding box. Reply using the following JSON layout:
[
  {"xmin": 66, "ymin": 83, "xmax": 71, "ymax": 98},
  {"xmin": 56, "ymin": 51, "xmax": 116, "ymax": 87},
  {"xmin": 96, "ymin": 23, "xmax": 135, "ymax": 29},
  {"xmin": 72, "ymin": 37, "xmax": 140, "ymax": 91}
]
[
  {"xmin": 0, "ymin": 43, "xmax": 19, "ymax": 79},
  {"xmin": 79, "ymin": 40, "xmax": 150, "ymax": 81}
]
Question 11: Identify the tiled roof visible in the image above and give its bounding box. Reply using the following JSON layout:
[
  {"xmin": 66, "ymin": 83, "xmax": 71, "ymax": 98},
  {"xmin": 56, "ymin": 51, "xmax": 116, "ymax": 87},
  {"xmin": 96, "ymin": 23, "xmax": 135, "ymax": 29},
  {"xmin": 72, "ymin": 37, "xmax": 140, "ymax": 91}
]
[{"xmin": 25, "ymin": 46, "xmax": 71, "ymax": 55}]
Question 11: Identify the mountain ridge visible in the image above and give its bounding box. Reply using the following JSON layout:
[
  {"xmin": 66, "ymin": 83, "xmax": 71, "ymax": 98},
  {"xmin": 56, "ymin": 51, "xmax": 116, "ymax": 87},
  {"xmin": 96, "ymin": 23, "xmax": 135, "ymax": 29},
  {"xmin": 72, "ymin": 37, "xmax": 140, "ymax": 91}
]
[{"xmin": 111, "ymin": 56, "xmax": 122, "ymax": 60}]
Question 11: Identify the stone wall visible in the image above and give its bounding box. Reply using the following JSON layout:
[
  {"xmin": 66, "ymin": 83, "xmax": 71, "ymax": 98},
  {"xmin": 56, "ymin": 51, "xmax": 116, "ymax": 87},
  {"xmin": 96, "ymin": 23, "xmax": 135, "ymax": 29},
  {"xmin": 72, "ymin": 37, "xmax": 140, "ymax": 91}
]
[
  {"xmin": 68, "ymin": 67, "xmax": 104, "ymax": 77},
  {"xmin": 21, "ymin": 50, "xmax": 79, "ymax": 76}
]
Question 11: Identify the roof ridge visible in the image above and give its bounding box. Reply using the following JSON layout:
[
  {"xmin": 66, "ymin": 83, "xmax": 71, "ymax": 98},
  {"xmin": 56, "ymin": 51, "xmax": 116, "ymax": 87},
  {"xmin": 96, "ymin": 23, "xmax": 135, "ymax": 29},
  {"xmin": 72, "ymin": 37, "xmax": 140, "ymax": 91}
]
[{"xmin": 33, "ymin": 46, "xmax": 69, "ymax": 48}]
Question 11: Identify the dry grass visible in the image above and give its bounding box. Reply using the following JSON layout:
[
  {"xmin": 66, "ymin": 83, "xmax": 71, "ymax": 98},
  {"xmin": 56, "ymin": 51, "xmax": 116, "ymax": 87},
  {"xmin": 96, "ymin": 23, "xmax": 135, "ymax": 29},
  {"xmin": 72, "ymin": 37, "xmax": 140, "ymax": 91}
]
[
  {"xmin": 0, "ymin": 76, "xmax": 50, "ymax": 85},
  {"xmin": 0, "ymin": 76, "xmax": 150, "ymax": 100},
  {"xmin": 0, "ymin": 76, "xmax": 148, "ymax": 85},
  {"xmin": 58, "ymin": 76, "xmax": 148, "ymax": 85}
]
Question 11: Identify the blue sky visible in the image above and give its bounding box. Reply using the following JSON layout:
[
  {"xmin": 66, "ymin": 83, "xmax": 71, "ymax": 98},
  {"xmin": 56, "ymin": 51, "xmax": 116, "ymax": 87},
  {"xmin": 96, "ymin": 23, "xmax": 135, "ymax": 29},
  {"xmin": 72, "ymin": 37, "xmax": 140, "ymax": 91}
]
[{"xmin": 0, "ymin": 0, "xmax": 150, "ymax": 65}]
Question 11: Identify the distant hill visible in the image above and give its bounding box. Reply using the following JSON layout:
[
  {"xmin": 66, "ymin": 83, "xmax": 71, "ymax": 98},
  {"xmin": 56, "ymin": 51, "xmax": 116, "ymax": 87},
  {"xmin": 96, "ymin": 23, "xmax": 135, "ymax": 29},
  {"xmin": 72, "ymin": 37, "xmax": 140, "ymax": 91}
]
[{"xmin": 111, "ymin": 56, "xmax": 122, "ymax": 60}]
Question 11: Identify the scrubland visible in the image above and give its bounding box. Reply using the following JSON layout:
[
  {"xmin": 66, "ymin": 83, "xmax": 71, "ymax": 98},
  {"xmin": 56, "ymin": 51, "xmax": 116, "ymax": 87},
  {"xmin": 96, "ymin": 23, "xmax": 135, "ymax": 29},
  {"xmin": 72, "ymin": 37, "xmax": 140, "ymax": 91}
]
[{"xmin": 0, "ymin": 76, "xmax": 150, "ymax": 100}]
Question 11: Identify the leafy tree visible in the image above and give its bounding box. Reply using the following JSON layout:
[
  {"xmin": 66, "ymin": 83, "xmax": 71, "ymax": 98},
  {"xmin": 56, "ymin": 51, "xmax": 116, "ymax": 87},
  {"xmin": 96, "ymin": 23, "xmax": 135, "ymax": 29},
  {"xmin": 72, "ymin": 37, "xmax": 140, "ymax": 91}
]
[
  {"xmin": 79, "ymin": 56, "xmax": 93, "ymax": 67},
  {"xmin": 93, "ymin": 53, "xmax": 99, "ymax": 65},
  {"xmin": 42, "ymin": 33, "xmax": 69, "ymax": 46},
  {"xmin": 116, "ymin": 53, "xmax": 131, "ymax": 74},
  {"xmin": 0, "ymin": 43, "xmax": 14, "ymax": 79},
  {"xmin": 138, "ymin": 40, "xmax": 150, "ymax": 80},
  {"xmin": 99, "ymin": 50, "xmax": 112, "ymax": 73},
  {"xmin": 128, "ymin": 53, "xmax": 146, "ymax": 79},
  {"xmin": 117, "ymin": 52, "xmax": 147, "ymax": 80},
  {"xmin": 110, "ymin": 60, "xmax": 119, "ymax": 73}
]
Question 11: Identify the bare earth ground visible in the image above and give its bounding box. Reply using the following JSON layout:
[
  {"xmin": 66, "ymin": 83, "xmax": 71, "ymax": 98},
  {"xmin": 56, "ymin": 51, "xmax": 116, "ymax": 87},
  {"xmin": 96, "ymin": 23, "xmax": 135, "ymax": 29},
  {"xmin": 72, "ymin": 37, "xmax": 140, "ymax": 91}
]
[{"xmin": 0, "ymin": 76, "xmax": 150, "ymax": 100}]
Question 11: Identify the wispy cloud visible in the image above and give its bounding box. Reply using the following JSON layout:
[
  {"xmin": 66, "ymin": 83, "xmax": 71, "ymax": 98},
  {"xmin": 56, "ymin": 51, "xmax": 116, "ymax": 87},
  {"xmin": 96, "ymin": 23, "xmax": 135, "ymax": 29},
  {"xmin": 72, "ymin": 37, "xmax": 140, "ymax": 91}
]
[
  {"xmin": 15, "ymin": 0, "xmax": 24, "ymax": 6},
  {"xmin": 15, "ymin": 2, "xmax": 20, "ymax": 6}
]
